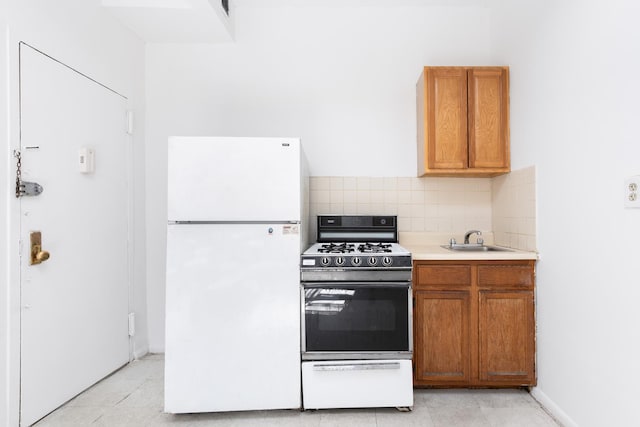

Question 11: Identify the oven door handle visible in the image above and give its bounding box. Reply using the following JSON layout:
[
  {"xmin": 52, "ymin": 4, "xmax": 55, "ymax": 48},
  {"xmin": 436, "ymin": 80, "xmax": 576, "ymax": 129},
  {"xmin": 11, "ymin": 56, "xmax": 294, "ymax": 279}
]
[
  {"xmin": 302, "ymin": 281, "xmax": 411, "ymax": 289},
  {"xmin": 312, "ymin": 362, "xmax": 401, "ymax": 372}
]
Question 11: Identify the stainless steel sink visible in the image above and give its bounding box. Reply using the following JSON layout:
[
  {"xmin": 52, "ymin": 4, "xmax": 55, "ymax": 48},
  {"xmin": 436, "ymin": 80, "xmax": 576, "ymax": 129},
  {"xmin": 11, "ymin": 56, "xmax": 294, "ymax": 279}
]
[{"xmin": 440, "ymin": 244, "xmax": 513, "ymax": 252}]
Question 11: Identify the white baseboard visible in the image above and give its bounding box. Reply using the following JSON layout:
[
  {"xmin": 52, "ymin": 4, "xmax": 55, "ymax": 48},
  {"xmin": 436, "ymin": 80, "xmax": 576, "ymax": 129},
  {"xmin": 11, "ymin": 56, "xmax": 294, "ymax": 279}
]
[{"xmin": 530, "ymin": 387, "xmax": 578, "ymax": 427}]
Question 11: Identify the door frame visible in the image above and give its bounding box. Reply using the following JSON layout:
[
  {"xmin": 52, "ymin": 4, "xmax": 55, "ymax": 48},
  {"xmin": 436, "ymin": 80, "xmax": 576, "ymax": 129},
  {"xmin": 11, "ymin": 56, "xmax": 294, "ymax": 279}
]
[{"xmin": 4, "ymin": 40, "xmax": 135, "ymax": 427}]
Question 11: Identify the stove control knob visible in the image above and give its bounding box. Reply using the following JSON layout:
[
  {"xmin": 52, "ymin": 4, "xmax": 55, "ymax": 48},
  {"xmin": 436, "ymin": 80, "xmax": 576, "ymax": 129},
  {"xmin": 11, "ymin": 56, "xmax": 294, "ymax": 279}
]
[
  {"xmin": 351, "ymin": 257, "xmax": 362, "ymax": 266},
  {"xmin": 367, "ymin": 257, "xmax": 378, "ymax": 266},
  {"xmin": 335, "ymin": 256, "xmax": 345, "ymax": 266},
  {"xmin": 320, "ymin": 257, "xmax": 331, "ymax": 266},
  {"xmin": 381, "ymin": 256, "xmax": 393, "ymax": 267}
]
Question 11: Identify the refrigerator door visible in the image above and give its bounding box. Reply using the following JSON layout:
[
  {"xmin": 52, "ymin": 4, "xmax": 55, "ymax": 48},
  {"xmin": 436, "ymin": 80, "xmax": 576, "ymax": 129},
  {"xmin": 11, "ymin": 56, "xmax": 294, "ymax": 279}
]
[
  {"xmin": 168, "ymin": 136, "xmax": 302, "ymax": 222},
  {"xmin": 165, "ymin": 223, "xmax": 302, "ymax": 413}
]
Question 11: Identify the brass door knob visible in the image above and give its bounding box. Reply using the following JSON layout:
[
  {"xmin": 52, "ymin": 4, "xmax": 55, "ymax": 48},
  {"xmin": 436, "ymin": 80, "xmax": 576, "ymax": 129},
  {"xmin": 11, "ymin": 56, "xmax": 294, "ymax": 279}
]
[
  {"xmin": 36, "ymin": 250, "xmax": 50, "ymax": 262},
  {"xmin": 30, "ymin": 231, "xmax": 51, "ymax": 265}
]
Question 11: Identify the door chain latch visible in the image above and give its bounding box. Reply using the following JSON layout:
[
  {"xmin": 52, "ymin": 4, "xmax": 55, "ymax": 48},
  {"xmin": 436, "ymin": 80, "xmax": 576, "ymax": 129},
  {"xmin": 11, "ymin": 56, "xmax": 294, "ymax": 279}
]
[
  {"xmin": 14, "ymin": 150, "xmax": 44, "ymax": 197},
  {"xmin": 19, "ymin": 181, "xmax": 44, "ymax": 197}
]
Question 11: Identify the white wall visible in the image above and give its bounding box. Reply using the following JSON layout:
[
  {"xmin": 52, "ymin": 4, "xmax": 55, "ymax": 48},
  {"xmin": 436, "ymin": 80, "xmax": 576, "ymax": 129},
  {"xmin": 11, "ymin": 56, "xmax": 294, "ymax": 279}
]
[
  {"xmin": 490, "ymin": 1, "xmax": 640, "ymax": 425},
  {"xmin": 145, "ymin": 2, "xmax": 493, "ymax": 351},
  {"xmin": 0, "ymin": 1, "xmax": 147, "ymax": 425}
]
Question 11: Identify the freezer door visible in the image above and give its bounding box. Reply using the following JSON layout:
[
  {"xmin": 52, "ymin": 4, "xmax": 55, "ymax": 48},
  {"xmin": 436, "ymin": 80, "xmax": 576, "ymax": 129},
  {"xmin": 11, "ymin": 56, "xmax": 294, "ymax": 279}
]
[
  {"xmin": 168, "ymin": 136, "xmax": 302, "ymax": 221},
  {"xmin": 165, "ymin": 223, "xmax": 302, "ymax": 413}
]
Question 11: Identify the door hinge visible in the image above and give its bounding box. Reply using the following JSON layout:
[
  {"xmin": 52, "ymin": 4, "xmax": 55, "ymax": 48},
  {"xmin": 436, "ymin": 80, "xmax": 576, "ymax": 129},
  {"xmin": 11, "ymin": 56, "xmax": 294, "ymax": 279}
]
[
  {"xmin": 128, "ymin": 312, "xmax": 135, "ymax": 337},
  {"xmin": 126, "ymin": 110, "xmax": 134, "ymax": 135}
]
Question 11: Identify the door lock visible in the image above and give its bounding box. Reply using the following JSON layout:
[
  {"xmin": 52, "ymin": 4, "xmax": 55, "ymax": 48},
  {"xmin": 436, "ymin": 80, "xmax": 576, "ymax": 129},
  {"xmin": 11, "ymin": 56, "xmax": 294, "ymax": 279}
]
[
  {"xmin": 30, "ymin": 231, "xmax": 51, "ymax": 265},
  {"xmin": 19, "ymin": 181, "xmax": 44, "ymax": 197},
  {"xmin": 13, "ymin": 150, "xmax": 44, "ymax": 197}
]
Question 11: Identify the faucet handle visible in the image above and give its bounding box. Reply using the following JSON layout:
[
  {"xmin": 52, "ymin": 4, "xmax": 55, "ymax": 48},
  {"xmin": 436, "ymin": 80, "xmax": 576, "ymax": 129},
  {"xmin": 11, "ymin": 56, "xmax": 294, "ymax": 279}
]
[
  {"xmin": 449, "ymin": 238, "xmax": 457, "ymax": 246},
  {"xmin": 477, "ymin": 237, "xmax": 484, "ymax": 245}
]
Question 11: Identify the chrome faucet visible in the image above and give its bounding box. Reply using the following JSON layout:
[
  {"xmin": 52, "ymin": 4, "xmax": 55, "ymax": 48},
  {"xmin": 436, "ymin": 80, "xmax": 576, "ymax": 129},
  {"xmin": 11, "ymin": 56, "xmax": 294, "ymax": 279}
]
[{"xmin": 463, "ymin": 230, "xmax": 483, "ymax": 245}]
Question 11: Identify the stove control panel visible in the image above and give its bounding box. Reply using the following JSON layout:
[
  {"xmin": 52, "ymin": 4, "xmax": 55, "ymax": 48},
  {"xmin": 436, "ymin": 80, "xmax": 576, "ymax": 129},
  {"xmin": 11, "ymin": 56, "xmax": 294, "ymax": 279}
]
[{"xmin": 301, "ymin": 254, "xmax": 412, "ymax": 269}]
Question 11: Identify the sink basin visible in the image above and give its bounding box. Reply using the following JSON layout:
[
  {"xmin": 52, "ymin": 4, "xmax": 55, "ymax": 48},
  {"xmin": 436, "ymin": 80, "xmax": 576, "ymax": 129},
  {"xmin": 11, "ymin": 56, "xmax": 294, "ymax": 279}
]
[{"xmin": 440, "ymin": 245, "xmax": 513, "ymax": 252}]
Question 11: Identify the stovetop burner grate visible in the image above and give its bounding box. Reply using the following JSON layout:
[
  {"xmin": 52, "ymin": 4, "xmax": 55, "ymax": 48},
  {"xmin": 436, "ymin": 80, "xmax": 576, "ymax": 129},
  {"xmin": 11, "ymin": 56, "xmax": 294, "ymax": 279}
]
[
  {"xmin": 317, "ymin": 243, "xmax": 356, "ymax": 254},
  {"xmin": 316, "ymin": 242, "xmax": 396, "ymax": 254},
  {"xmin": 357, "ymin": 242, "xmax": 392, "ymax": 253}
]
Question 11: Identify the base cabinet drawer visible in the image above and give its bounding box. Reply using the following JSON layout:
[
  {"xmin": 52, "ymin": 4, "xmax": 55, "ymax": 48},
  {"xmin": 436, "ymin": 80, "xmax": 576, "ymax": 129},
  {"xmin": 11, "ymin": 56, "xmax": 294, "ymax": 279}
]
[{"xmin": 302, "ymin": 360, "xmax": 413, "ymax": 409}]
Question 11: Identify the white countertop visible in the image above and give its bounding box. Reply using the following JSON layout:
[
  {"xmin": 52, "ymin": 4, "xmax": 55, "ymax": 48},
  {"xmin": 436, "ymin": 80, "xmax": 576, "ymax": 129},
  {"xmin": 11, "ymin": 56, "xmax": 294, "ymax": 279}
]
[{"xmin": 399, "ymin": 232, "xmax": 538, "ymax": 261}]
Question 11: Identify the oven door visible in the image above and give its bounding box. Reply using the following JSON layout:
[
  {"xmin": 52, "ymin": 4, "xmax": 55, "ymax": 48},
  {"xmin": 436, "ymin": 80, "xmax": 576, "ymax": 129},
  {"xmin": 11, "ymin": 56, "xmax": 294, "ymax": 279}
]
[{"xmin": 301, "ymin": 282, "xmax": 412, "ymax": 360}]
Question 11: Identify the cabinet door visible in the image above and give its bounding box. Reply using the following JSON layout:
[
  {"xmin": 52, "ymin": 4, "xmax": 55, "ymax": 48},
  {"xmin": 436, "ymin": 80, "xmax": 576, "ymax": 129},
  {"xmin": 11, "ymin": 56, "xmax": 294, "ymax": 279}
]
[
  {"xmin": 414, "ymin": 291, "xmax": 470, "ymax": 385},
  {"xmin": 468, "ymin": 67, "xmax": 510, "ymax": 170},
  {"xmin": 478, "ymin": 291, "xmax": 535, "ymax": 385},
  {"xmin": 426, "ymin": 67, "xmax": 468, "ymax": 170}
]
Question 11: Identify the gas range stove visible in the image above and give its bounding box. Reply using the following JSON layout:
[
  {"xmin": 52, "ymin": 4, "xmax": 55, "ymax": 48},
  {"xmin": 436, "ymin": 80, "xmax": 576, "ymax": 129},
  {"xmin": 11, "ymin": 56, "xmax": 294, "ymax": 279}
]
[
  {"xmin": 301, "ymin": 215, "xmax": 412, "ymax": 281},
  {"xmin": 300, "ymin": 215, "xmax": 414, "ymax": 408}
]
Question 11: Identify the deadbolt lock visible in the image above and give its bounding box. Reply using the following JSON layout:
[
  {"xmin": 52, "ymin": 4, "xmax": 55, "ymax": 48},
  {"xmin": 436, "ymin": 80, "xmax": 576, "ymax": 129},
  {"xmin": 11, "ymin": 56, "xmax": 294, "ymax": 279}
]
[{"xmin": 30, "ymin": 231, "xmax": 51, "ymax": 265}]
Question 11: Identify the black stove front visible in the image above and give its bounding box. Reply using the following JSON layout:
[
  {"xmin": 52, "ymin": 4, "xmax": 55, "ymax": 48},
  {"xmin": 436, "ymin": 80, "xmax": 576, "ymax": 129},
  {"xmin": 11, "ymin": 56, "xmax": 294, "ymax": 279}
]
[
  {"xmin": 301, "ymin": 215, "xmax": 413, "ymax": 361},
  {"xmin": 316, "ymin": 215, "xmax": 398, "ymax": 243},
  {"xmin": 301, "ymin": 215, "xmax": 411, "ymax": 279}
]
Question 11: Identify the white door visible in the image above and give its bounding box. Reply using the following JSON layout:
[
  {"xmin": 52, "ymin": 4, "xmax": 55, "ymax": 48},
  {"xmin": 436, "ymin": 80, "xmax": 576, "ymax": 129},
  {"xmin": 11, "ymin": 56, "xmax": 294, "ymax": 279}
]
[{"xmin": 19, "ymin": 44, "xmax": 130, "ymax": 426}]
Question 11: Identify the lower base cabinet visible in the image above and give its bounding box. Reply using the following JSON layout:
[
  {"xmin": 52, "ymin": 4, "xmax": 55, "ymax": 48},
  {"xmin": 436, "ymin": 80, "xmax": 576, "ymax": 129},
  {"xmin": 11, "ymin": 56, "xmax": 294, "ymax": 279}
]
[{"xmin": 413, "ymin": 260, "xmax": 536, "ymax": 387}]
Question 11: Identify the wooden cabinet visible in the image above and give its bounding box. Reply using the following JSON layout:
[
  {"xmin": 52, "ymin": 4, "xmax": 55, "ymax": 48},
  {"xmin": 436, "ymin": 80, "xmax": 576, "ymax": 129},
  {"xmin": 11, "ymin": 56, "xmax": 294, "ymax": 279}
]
[
  {"xmin": 478, "ymin": 291, "xmax": 535, "ymax": 384},
  {"xmin": 413, "ymin": 260, "xmax": 535, "ymax": 387},
  {"xmin": 416, "ymin": 66, "xmax": 510, "ymax": 177},
  {"xmin": 414, "ymin": 290, "xmax": 471, "ymax": 385}
]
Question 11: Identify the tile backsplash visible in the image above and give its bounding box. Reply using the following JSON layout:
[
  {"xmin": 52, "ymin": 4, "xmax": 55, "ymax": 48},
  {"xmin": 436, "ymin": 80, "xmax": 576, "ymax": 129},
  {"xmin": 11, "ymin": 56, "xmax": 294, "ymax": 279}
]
[
  {"xmin": 309, "ymin": 167, "xmax": 537, "ymax": 252},
  {"xmin": 492, "ymin": 166, "xmax": 537, "ymax": 251},
  {"xmin": 309, "ymin": 177, "xmax": 493, "ymax": 238}
]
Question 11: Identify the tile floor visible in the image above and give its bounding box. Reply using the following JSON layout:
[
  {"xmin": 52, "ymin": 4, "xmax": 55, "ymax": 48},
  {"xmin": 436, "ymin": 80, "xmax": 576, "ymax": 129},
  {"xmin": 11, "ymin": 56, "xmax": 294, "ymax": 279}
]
[{"xmin": 35, "ymin": 354, "xmax": 561, "ymax": 427}]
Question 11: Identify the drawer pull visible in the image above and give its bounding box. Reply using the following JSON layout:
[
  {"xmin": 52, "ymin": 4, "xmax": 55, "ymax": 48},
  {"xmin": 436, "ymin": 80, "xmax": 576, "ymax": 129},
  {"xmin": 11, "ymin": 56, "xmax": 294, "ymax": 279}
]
[{"xmin": 313, "ymin": 362, "xmax": 401, "ymax": 372}]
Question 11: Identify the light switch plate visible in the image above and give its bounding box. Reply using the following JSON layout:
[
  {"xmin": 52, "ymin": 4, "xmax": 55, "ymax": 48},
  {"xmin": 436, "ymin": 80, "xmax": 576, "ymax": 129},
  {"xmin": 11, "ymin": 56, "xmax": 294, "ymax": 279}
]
[
  {"xmin": 79, "ymin": 147, "xmax": 95, "ymax": 174},
  {"xmin": 624, "ymin": 176, "xmax": 640, "ymax": 208}
]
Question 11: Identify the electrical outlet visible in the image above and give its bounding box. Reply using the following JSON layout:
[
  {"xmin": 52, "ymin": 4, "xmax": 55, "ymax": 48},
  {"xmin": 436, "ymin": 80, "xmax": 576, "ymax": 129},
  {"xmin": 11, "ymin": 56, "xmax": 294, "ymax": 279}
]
[{"xmin": 625, "ymin": 176, "xmax": 640, "ymax": 208}]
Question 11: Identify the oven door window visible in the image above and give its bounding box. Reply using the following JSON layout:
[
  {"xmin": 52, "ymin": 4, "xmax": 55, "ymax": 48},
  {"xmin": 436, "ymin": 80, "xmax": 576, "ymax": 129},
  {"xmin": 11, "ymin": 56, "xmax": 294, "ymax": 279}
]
[{"xmin": 304, "ymin": 285, "xmax": 409, "ymax": 352}]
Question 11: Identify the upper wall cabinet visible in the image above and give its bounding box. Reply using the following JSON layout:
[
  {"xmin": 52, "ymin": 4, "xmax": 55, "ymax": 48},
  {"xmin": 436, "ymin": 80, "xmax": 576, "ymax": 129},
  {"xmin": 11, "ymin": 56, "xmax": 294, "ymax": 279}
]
[{"xmin": 416, "ymin": 67, "xmax": 510, "ymax": 177}]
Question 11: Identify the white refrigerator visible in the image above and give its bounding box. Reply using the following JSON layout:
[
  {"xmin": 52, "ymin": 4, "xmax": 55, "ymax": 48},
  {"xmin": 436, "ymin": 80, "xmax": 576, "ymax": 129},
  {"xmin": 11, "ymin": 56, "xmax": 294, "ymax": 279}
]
[{"xmin": 164, "ymin": 136, "xmax": 308, "ymax": 413}]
